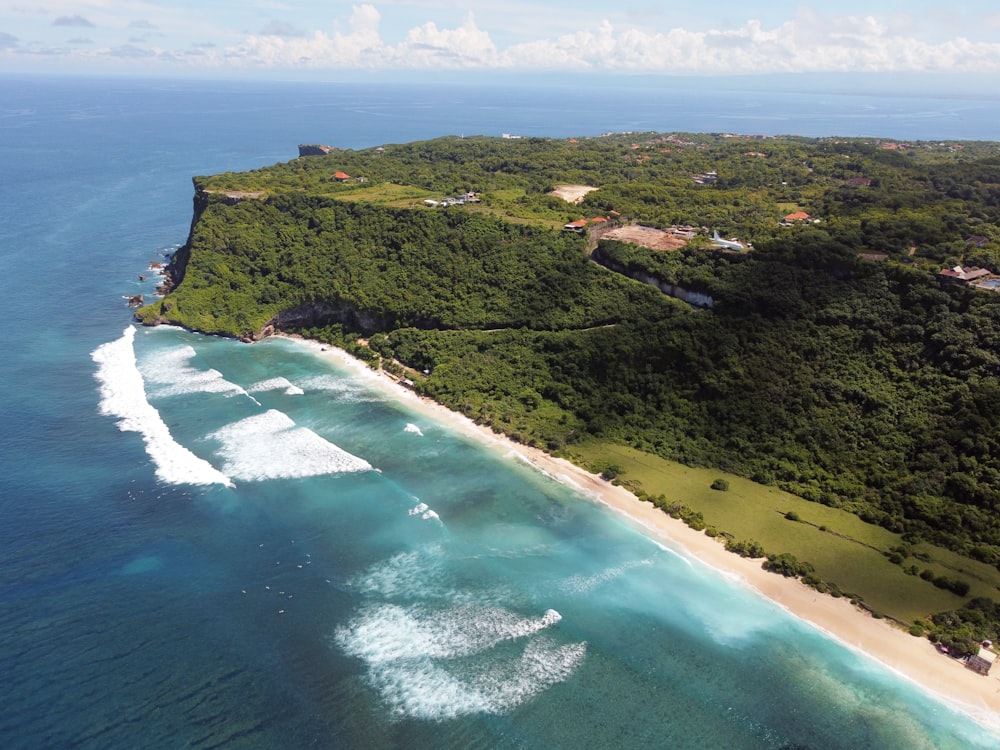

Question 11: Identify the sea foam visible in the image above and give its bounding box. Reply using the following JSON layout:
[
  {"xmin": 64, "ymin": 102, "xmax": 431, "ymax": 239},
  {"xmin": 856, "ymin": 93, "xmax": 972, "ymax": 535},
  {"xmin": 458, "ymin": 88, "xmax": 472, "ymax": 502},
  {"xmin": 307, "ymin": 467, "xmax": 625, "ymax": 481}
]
[
  {"xmin": 207, "ymin": 409, "xmax": 372, "ymax": 481},
  {"xmin": 334, "ymin": 602, "xmax": 584, "ymax": 720},
  {"xmin": 404, "ymin": 423, "xmax": 424, "ymax": 437},
  {"xmin": 91, "ymin": 327, "xmax": 233, "ymax": 487},
  {"xmin": 296, "ymin": 374, "xmax": 383, "ymax": 402},
  {"xmin": 247, "ymin": 377, "xmax": 304, "ymax": 396},
  {"xmin": 140, "ymin": 344, "xmax": 256, "ymax": 402}
]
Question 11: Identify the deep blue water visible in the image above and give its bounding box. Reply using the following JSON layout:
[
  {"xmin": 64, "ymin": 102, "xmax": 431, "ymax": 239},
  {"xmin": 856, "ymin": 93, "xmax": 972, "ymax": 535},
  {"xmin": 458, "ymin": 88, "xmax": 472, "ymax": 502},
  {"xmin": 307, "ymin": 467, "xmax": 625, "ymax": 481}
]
[{"xmin": 3, "ymin": 75, "xmax": 1000, "ymax": 749}]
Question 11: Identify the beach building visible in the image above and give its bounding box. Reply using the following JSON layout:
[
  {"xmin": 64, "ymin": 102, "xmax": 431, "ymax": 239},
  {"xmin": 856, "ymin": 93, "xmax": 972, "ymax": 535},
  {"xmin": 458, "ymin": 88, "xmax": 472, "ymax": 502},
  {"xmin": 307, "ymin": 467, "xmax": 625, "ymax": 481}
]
[{"xmin": 967, "ymin": 650, "xmax": 994, "ymax": 676}]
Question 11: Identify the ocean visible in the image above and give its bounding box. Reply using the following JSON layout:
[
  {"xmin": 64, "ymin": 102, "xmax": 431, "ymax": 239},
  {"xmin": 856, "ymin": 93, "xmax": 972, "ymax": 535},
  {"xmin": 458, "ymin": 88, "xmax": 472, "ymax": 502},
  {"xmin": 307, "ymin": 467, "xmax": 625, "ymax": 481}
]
[{"xmin": 2, "ymin": 74, "xmax": 1000, "ymax": 749}]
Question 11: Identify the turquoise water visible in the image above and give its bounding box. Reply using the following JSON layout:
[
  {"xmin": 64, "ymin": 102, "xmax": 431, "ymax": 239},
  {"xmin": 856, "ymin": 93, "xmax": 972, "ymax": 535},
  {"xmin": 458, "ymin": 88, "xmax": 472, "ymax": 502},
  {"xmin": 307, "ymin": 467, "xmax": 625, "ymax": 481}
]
[{"xmin": 3, "ymin": 75, "xmax": 1000, "ymax": 748}]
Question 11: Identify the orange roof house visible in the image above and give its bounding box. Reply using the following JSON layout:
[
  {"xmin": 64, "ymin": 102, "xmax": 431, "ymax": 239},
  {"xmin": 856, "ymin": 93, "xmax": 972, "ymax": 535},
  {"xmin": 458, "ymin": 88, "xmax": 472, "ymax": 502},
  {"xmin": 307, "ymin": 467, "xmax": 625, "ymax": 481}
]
[
  {"xmin": 783, "ymin": 211, "xmax": 810, "ymax": 222},
  {"xmin": 333, "ymin": 171, "xmax": 351, "ymax": 181}
]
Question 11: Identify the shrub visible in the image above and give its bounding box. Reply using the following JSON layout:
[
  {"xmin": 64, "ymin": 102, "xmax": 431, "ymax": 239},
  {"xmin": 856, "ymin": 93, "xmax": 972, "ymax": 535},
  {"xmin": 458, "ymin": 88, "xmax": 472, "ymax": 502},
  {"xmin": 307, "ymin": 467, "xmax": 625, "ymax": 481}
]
[
  {"xmin": 725, "ymin": 538, "xmax": 766, "ymax": 558},
  {"xmin": 763, "ymin": 552, "xmax": 814, "ymax": 578},
  {"xmin": 710, "ymin": 478, "xmax": 730, "ymax": 491},
  {"xmin": 600, "ymin": 463, "xmax": 622, "ymax": 481},
  {"xmin": 784, "ymin": 511, "xmax": 801, "ymax": 522}
]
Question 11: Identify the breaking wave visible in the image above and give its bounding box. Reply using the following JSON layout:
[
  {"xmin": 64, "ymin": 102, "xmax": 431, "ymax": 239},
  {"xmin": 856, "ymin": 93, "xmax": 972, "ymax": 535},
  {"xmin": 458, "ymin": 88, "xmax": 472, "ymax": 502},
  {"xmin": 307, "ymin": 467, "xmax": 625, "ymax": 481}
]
[
  {"xmin": 207, "ymin": 409, "xmax": 372, "ymax": 481},
  {"xmin": 295, "ymin": 374, "xmax": 383, "ymax": 402},
  {"xmin": 334, "ymin": 603, "xmax": 584, "ymax": 720},
  {"xmin": 140, "ymin": 343, "xmax": 256, "ymax": 402},
  {"xmin": 247, "ymin": 377, "xmax": 304, "ymax": 396},
  {"xmin": 91, "ymin": 327, "xmax": 232, "ymax": 487}
]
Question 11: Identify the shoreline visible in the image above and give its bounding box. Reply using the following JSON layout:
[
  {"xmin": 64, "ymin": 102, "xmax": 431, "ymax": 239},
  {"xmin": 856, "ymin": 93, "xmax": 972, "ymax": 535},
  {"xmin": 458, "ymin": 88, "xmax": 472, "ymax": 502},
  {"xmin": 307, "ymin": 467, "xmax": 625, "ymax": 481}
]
[{"xmin": 282, "ymin": 333, "xmax": 1000, "ymax": 734}]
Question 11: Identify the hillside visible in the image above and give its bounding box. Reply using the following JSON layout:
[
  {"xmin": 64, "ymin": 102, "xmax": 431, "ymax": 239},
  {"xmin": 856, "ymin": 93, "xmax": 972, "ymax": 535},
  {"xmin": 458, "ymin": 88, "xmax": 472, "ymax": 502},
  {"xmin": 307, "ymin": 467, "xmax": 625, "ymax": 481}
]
[{"xmin": 137, "ymin": 132, "xmax": 1000, "ymax": 641}]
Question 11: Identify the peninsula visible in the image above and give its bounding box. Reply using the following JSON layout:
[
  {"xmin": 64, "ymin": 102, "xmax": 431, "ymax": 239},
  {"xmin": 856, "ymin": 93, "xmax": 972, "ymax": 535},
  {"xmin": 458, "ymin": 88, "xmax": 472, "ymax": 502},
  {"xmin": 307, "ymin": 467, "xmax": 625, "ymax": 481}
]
[{"xmin": 138, "ymin": 132, "xmax": 1000, "ymax": 674}]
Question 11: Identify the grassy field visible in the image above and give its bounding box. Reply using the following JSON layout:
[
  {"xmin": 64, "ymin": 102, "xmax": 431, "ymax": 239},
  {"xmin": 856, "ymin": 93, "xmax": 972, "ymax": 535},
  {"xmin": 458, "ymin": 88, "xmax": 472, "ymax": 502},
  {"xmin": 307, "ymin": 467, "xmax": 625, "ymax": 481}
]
[
  {"xmin": 319, "ymin": 183, "xmax": 438, "ymax": 206},
  {"xmin": 567, "ymin": 440, "xmax": 1000, "ymax": 623}
]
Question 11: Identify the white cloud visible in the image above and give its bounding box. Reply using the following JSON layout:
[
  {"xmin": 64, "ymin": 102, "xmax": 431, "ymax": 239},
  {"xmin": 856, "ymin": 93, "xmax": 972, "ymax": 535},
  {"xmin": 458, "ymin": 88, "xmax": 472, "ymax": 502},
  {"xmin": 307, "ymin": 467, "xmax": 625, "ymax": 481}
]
[
  {"xmin": 6, "ymin": 5, "xmax": 1000, "ymax": 77},
  {"xmin": 215, "ymin": 8, "xmax": 1000, "ymax": 74}
]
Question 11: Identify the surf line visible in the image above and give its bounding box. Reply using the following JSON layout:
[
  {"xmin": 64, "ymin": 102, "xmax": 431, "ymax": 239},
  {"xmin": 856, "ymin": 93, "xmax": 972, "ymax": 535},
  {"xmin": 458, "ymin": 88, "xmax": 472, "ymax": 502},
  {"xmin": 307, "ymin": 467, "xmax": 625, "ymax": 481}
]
[{"xmin": 91, "ymin": 326, "xmax": 234, "ymax": 487}]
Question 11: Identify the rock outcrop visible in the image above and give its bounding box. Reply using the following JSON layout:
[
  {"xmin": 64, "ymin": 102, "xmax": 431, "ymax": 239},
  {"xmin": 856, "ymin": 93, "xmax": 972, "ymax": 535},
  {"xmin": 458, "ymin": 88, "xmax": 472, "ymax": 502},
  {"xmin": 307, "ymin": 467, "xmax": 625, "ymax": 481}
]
[{"xmin": 298, "ymin": 144, "xmax": 333, "ymax": 157}]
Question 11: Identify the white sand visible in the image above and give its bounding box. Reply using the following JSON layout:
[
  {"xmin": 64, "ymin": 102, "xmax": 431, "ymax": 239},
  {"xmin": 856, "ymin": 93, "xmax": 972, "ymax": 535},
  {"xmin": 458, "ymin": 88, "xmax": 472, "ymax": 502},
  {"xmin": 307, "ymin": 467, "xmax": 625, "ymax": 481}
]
[{"xmin": 286, "ymin": 334, "xmax": 1000, "ymax": 733}]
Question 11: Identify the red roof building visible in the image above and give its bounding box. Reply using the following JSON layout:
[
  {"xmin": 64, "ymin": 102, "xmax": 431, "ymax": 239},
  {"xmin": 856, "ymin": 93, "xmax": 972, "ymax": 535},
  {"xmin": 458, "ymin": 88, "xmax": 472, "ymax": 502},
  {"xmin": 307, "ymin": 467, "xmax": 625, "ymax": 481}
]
[{"xmin": 333, "ymin": 171, "xmax": 351, "ymax": 181}]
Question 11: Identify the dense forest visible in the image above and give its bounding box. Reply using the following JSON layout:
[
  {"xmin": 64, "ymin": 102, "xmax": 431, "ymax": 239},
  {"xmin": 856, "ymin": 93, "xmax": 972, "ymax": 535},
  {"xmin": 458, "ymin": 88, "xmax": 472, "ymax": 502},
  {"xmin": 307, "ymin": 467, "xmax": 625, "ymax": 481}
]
[{"xmin": 139, "ymin": 132, "xmax": 1000, "ymax": 572}]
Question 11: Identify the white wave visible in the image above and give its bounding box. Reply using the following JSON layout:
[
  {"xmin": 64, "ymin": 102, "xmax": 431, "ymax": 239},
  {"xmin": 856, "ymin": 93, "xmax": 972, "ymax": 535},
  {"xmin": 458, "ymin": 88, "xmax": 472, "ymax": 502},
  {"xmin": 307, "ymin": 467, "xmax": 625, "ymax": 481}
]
[
  {"xmin": 466, "ymin": 638, "xmax": 587, "ymax": 715},
  {"xmin": 295, "ymin": 374, "xmax": 383, "ymax": 402},
  {"xmin": 207, "ymin": 409, "xmax": 371, "ymax": 481},
  {"xmin": 247, "ymin": 377, "xmax": 304, "ymax": 396},
  {"xmin": 140, "ymin": 344, "xmax": 255, "ymax": 402},
  {"xmin": 337, "ymin": 604, "xmax": 563, "ymax": 662},
  {"xmin": 334, "ymin": 603, "xmax": 584, "ymax": 720},
  {"xmin": 404, "ymin": 423, "xmax": 424, "ymax": 437},
  {"xmin": 365, "ymin": 659, "xmax": 492, "ymax": 720},
  {"xmin": 91, "ymin": 327, "xmax": 233, "ymax": 487},
  {"xmin": 406, "ymin": 501, "xmax": 441, "ymax": 522},
  {"xmin": 349, "ymin": 547, "xmax": 453, "ymax": 601}
]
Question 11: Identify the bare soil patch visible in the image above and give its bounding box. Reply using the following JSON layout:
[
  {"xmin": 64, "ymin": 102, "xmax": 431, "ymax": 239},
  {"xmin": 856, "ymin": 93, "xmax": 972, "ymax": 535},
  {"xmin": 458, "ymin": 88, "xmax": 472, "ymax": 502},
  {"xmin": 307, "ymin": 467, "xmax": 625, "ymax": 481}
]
[
  {"xmin": 603, "ymin": 225, "xmax": 689, "ymax": 251},
  {"xmin": 549, "ymin": 184, "xmax": 598, "ymax": 204}
]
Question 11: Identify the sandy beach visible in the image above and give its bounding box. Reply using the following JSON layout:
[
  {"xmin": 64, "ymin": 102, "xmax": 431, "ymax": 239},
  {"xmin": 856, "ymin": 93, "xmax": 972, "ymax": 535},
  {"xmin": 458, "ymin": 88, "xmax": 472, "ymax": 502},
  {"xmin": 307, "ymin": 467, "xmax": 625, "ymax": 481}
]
[{"xmin": 287, "ymin": 335, "xmax": 1000, "ymax": 733}]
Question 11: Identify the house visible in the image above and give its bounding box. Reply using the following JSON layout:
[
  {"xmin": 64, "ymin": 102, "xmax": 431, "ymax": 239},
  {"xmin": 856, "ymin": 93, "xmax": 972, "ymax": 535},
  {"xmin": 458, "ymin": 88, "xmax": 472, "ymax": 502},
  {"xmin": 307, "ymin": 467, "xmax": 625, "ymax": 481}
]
[
  {"xmin": 781, "ymin": 211, "xmax": 813, "ymax": 226},
  {"xmin": 966, "ymin": 235, "xmax": 990, "ymax": 247},
  {"xmin": 939, "ymin": 265, "xmax": 993, "ymax": 284},
  {"xmin": 967, "ymin": 652, "xmax": 993, "ymax": 676},
  {"xmin": 333, "ymin": 171, "xmax": 351, "ymax": 182},
  {"xmin": 846, "ymin": 177, "xmax": 872, "ymax": 188},
  {"xmin": 563, "ymin": 219, "xmax": 588, "ymax": 232}
]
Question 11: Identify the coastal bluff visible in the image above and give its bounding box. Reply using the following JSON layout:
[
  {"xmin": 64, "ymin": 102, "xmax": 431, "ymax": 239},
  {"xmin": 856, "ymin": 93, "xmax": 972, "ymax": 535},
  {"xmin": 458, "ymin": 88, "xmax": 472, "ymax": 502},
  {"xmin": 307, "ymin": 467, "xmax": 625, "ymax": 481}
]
[
  {"xmin": 298, "ymin": 144, "xmax": 333, "ymax": 157},
  {"xmin": 135, "ymin": 132, "xmax": 1000, "ymax": 652}
]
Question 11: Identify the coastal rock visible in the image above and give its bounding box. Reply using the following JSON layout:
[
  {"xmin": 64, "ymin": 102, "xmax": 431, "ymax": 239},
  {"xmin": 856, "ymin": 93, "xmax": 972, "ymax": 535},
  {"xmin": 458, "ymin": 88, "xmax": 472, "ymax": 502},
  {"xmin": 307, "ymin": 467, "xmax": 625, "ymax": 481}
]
[
  {"xmin": 298, "ymin": 144, "xmax": 333, "ymax": 157},
  {"xmin": 127, "ymin": 294, "xmax": 144, "ymax": 308},
  {"xmin": 255, "ymin": 300, "xmax": 395, "ymax": 341}
]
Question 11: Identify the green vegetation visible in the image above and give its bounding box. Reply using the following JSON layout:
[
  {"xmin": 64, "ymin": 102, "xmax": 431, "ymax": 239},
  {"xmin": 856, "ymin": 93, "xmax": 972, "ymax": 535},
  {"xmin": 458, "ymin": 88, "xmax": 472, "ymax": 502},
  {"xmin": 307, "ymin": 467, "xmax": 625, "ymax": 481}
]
[{"xmin": 140, "ymin": 132, "xmax": 1000, "ymax": 637}]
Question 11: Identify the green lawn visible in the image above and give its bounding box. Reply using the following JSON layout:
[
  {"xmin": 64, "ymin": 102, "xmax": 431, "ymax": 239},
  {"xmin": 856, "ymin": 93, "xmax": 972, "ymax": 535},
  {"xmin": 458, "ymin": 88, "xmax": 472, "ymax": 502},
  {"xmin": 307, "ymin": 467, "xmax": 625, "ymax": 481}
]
[{"xmin": 567, "ymin": 440, "xmax": 1000, "ymax": 623}]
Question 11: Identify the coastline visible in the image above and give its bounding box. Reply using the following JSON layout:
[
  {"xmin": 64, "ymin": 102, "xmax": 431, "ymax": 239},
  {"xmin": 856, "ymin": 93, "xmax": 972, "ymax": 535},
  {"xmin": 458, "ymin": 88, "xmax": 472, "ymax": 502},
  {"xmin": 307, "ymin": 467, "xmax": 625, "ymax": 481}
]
[{"xmin": 283, "ymin": 334, "xmax": 1000, "ymax": 734}]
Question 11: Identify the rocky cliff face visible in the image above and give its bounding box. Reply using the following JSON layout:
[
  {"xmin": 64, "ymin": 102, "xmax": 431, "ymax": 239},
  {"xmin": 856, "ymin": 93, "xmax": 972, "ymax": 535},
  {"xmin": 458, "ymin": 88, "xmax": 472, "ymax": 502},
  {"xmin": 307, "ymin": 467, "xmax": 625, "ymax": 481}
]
[
  {"xmin": 255, "ymin": 300, "xmax": 400, "ymax": 341},
  {"xmin": 590, "ymin": 249, "xmax": 714, "ymax": 309},
  {"xmin": 298, "ymin": 144, "xmax": 333, "ymax": 157}
]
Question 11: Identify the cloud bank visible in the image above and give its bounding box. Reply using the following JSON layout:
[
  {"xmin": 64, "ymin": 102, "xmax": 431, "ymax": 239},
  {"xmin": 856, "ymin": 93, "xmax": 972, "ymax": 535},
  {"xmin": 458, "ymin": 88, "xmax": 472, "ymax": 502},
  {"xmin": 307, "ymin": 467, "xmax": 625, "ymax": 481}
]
[
  {"xmin": 223, "ymin": 6, "xmax": 1000, "ymax": 74},
  {"xmin": 6, "ymin": 4, "xmax": 1000, "ymax": 75}
]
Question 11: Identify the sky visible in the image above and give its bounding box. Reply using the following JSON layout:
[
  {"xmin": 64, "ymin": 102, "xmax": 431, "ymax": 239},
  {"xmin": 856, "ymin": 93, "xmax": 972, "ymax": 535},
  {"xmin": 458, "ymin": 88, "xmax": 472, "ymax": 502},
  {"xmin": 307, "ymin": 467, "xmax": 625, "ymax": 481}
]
[{"xmin": 2, "ymin": 1, "xmax": 1000, "ymax": 80}]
